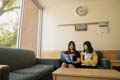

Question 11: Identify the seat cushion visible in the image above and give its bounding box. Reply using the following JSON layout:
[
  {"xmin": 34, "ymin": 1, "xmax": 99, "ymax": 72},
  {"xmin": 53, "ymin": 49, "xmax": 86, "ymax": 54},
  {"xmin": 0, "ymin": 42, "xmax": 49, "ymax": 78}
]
[
  {"xmin": 95, "ymin": 50, "xmax": 103, "ymax": 66},
  {"xmin": 9, "ymin": 72, "xmax": 37, "ymax": 80},
  {"xmin": 13, "ymin": 64, "xmax": 55, "ymax": 79}
]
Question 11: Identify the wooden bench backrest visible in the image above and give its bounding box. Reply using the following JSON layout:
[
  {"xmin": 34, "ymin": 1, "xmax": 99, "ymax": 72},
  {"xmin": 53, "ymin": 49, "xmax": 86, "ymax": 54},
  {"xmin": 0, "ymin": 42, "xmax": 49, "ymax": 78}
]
[
  {"xmin": 41, "ymin": 50, "xmax": 120, "ymax": 60},
  {"xmin": 102, "ymin": 50, "xmax": 119, "ymax": 60}
]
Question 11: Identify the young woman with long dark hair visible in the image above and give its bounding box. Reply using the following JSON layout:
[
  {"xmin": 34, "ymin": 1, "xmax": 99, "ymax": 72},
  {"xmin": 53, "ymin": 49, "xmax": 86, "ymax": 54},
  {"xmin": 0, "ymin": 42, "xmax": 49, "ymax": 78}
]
[
  {"xmin": 81, "ymin": 41, "xmax": 98, "ymax": 68},
  {"xmin": 61, "ymin": 41, "xmax": 80, "ymax": 68}
]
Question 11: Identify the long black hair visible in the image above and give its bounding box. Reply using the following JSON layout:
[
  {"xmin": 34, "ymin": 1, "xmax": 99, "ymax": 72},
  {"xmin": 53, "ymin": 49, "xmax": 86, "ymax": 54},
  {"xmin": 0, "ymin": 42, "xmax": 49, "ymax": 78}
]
[
  {"xmin": 68, "ymin": 41, "xmax": 76, "ymax": 52},
  {"xmin": 83, "ymin": 41, "xmax": 93, "ymax": 53}
]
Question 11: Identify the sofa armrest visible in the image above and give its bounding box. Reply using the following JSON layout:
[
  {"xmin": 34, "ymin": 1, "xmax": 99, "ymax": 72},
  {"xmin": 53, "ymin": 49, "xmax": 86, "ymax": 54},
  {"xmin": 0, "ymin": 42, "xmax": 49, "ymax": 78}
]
[
  {"xmin": 0, "ymin": 65, "xmax": 9, "ymax": 80},
  {"xmin": 36, "ymin": 58, "xmax": 61, "ymax": 69},
  {"xmin": 99, "ymin": 59, "xmax": 111, "ymax": 69}
]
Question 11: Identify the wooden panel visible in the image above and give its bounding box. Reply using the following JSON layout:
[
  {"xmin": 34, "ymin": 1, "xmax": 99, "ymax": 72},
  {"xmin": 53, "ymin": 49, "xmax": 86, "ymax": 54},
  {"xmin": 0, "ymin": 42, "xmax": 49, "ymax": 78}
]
[
  {"xmin": 41, "ymin": 50, "xmax": 61, "ymax": 59},
  {"xmin": 110, "ymin": 60, "xmax": 120, "ymax": 68},
  {"xmin": 102, "ymin": 50, "xmax": 119, "ymax": 60},
  {"xmin": 41, "ymin": 50, "xmax": 120, "ymax": 60},
  {"xmin": 56, "ymin": 75, "xmax": 112, "ymax": 80},
  {"xmin": 111, "ymin": 60, "xmax": 120, "ymax": 66}
]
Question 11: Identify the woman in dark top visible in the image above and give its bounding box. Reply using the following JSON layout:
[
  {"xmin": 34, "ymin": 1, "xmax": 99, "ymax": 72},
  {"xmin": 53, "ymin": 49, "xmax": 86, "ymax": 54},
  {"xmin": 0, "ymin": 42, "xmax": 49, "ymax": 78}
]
[{"xmin": 61, "ymin": 41, "xmax": 81, "ymax": 68}]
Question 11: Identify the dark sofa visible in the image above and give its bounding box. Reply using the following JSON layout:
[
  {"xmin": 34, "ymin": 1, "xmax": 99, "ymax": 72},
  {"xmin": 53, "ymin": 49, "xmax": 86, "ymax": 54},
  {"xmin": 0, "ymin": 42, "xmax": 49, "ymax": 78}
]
[
  {"xmin": 61, "ymin": 50, "xmax": 111, "ymax": 69},
  {"xmin": 0, "ymin": 48, "xmax": 61, "ymax": 80}
]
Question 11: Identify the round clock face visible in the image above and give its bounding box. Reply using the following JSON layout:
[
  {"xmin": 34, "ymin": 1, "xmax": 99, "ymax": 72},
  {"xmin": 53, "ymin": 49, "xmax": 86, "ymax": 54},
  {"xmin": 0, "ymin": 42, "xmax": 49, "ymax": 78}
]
[{"xmin": 76, "ymin": 6, "xmax": 88, "ymax": 16}]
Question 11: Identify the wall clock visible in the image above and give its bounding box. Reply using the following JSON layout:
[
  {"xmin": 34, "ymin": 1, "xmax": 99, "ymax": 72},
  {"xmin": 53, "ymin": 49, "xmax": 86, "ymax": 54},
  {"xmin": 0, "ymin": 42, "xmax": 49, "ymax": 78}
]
[{"xmin": 76, "ymin": 6, "xmax": 88, "ymax": 16}]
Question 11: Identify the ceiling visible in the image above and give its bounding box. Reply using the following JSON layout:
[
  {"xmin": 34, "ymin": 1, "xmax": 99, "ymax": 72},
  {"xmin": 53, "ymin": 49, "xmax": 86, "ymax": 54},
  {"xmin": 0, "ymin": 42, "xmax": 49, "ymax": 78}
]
[{"xmin": 37, "ymin": 0, "xmax": 97, "ymax": 8}]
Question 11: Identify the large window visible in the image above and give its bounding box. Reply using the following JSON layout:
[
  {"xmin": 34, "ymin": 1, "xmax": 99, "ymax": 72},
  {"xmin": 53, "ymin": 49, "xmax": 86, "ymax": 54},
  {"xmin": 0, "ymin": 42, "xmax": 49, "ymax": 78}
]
[{"xmin": 0, "ymin": 0, "xmax": 23, "ymax": 48}]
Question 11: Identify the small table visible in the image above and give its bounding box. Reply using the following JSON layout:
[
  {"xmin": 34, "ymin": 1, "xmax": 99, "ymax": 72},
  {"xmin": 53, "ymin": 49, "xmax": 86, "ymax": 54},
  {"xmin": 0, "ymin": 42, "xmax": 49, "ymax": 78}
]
[{"xmin": 53, "ymin": 68, "xmax": 120, "ymax": 80}]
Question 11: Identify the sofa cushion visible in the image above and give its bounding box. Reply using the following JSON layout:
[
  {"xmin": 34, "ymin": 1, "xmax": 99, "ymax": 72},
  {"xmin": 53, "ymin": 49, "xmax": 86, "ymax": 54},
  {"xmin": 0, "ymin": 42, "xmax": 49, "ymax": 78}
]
[
  {"xmin": 13, "ymin": 64, "xmax": 55, "ymax": 79},
  {"xmin": 9, "ymin": 72, "xmax": 37, "ymax": 80},
  {"xmin": 0, "ymin": 48, "xmax": 36, "ymax": 71},
  {"xmin": 95, "ymin": 51, "xmax": 103, "ymax": 66}
]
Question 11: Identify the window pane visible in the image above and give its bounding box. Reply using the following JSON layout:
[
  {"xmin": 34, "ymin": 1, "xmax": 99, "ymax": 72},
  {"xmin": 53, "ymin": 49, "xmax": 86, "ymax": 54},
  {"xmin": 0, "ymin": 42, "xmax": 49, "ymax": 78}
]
[{"xmin": 0, "ymin": 0, "xmax": 22, "ymax": 48}]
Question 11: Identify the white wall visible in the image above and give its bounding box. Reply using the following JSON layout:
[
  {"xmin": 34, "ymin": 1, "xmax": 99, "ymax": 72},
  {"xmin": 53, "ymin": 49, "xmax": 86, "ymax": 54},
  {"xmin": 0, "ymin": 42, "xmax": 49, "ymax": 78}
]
[{"xmin": 41, "ymin": 0, "xmax": 120, "ymax": 50}]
